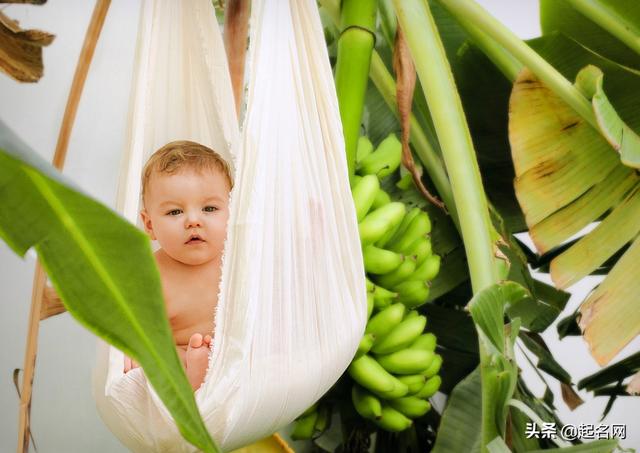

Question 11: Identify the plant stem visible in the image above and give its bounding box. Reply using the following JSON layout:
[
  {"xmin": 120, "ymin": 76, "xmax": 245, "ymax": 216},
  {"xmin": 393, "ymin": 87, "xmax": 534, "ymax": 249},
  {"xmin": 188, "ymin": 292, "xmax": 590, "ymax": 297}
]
[
  {"xmin": 437, "ymin": 0, "xmax": 598, "ymax": 130},
  {"xmin": 333, "ymin": 0, "xmax": 377, "ymax": 181},
  {"xmin": 454, "ymin": 17, "xmax": 522, "ymax": 82},
  {"xmin": 566, "ymin": 0, "xmax": 640, "ymax": 57},
  {"xmin": 368, "ymin": 52, "xmax": 460, "ymax": 230},
  {"xmin": 393, "ymin": 1, "xmax": 500, "ymax": 450},
  {"xmin": 393, "ymin": 0, "xmax": 497, "ymax": 293}
]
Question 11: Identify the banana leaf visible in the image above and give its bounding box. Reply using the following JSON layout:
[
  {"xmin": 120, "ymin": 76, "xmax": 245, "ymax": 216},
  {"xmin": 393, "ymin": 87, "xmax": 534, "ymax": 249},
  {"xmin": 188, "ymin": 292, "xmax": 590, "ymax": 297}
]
[
  {"xmin": 0, "ymin": 120, "xmax": 219, "ymax": 453},
  {"xmin": 431, "ymin": 367, "xmax": 482, "ymax": 453},
  {"xmin": 578, "ymin": 351, "xmax": 640, "ymax": 392},
  {"xmin": 540, "ymin": 0, "xmax": 640, "ymax": 70},
  {"xmin": 509, "ymin": 40, "xmax": 640, "ymax": 364}
]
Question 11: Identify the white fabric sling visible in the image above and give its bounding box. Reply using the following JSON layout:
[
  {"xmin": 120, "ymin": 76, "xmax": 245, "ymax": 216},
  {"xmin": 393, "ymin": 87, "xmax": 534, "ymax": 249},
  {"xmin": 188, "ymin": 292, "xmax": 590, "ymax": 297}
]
[{"xmin": 92, "ymin": 0, "xmax": 367, "ymax": 451}]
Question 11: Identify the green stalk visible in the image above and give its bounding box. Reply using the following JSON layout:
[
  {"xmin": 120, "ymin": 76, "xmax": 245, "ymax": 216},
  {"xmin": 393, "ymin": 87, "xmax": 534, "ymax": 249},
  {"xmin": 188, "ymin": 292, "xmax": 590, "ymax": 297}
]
[
  {"xmin": 566, "ymin": 0, "xmax": 640, "ymax": 56},
  {"xmin": 454, "ymin": 17, "xmax": 522, "ymax": 82},
  {"xmin": 437, "ymin": 0, "xmax": 598, "ymax": 130},
  {"xmin": 393, "ymin": 0, "xmax": 497, "ymax": 292},
  {"xmin": 333, "ymin": 0, "xmax": 377, "ymax": 181},
  {"xmin": 368, "ymin": 51, "xmax": 461, "ymax": 230},
  {"xmin": 392, "ymin": 1, "xmax": 500, "ymax": 450}
]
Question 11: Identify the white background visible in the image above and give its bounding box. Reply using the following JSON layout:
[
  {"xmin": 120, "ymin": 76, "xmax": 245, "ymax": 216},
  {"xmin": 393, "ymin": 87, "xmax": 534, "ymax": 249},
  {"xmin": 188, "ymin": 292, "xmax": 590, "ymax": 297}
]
[{"xmin": 0, "ymin": 1, "xmax": 638, "ymax": 451}]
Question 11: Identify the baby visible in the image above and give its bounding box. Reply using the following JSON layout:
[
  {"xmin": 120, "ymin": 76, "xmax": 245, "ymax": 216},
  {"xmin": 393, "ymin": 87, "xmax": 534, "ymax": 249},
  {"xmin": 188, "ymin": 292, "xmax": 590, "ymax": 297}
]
[{"xmin": 123, "ymin": 140, "xmax": 232, "ymax": 391}]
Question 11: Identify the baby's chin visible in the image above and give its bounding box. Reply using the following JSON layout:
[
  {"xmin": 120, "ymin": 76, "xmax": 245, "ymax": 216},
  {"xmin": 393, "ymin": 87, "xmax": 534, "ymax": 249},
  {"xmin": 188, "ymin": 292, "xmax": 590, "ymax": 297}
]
[{"xmin": 163, "ymin": 249, "xmax": 221, "ymax": 267}]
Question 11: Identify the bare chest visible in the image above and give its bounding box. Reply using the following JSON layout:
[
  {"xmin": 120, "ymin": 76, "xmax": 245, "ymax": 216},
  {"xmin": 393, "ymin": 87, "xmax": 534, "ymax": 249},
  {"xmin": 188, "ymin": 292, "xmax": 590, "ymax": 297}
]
[{"xmin": 163, "ymin": 275, "xmax": 219, "ymax": 348}]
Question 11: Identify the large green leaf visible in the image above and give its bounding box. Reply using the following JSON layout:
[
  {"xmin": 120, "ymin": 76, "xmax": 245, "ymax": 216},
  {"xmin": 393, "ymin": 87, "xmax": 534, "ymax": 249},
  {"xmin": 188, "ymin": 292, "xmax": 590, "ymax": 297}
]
[
  {"xmin": 540, "ymin": 0, "xmax": 640, "ymax": 70},
  {"xmin": 0, "ymin": 121, "xmax": 219, "ymax": 453}
]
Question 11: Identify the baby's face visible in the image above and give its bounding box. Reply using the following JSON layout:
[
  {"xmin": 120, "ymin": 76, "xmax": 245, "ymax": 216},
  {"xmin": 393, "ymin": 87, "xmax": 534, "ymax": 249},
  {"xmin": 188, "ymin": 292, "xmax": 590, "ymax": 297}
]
[{"xmin": 141, "ymin": 167, "xmax": 230, "ymax": 266}]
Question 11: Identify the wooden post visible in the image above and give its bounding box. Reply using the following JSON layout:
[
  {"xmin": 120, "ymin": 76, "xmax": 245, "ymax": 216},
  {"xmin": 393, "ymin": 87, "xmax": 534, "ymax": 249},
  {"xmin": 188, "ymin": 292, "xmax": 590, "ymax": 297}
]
[
  {"xmin": 223, "ymin": 0, "xmax": 250, "ymax": 119},
  {"xmin": 17, "ymin": 1, "xmax": 111, "ymax": 451}
]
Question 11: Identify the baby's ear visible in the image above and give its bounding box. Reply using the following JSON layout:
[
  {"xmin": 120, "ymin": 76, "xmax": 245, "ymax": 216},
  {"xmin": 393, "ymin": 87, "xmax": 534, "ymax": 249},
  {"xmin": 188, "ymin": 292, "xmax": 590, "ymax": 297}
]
[{"xmin": 140, "ymin": 209, "xmax": 156, "ymax": 240}]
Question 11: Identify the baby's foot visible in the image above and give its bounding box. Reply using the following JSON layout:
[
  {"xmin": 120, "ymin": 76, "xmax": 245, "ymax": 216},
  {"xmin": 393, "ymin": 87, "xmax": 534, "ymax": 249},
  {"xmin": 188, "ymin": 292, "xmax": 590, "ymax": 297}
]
[
  {"xmin": 186, "ymin": 333, "xmax": 212, "ymax": 391},
  {"xmin": 124, "ymin": 355, "xmax": 139, "ymax": 374}
]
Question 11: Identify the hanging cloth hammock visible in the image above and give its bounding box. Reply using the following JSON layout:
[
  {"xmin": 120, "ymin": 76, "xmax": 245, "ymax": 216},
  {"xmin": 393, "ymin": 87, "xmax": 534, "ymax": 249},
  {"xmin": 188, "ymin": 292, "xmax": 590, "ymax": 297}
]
[{"xmin": 91, "ymin": 0, "xmax": 367, "ymax": 451}]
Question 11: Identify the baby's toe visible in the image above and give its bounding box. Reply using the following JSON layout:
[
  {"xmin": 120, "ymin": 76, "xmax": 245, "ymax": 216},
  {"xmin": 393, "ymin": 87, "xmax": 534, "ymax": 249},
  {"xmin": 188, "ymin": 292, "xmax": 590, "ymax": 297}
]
[{"xmin": 188, "ymin": 333, "xmax": 203, "ymax": 349}]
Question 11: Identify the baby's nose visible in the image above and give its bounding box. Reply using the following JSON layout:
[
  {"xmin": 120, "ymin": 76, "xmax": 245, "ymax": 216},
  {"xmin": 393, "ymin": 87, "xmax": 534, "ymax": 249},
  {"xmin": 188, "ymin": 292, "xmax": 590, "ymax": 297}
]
[{"xmin": 185, "ymin": 213, "xmax": 203, "ymax": 228}]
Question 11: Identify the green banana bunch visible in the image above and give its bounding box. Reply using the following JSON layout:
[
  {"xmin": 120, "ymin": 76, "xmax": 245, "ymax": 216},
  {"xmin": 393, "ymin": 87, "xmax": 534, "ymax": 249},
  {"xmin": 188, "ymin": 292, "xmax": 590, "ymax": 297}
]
[{"xmin": 342, "ymin": 134, "xmax": 446, "ymax": 433}]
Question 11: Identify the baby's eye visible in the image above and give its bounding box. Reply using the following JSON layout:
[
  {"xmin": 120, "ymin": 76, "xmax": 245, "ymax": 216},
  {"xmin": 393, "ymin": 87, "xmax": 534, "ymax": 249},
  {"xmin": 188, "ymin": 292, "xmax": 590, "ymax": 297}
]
[
  {"xmin": 167, "ymin": 209, "xmax": 182, "ymax": 216},
  {"xmin": 203, "ymin": 206, "xmax": 218, "ymax": 212}
]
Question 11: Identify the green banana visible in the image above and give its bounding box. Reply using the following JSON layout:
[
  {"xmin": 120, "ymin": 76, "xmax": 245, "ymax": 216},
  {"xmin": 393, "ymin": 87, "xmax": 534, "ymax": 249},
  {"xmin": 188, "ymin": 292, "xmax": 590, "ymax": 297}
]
[
  {"xmin": 389, "ymin": 211, "xmax": 431, "ymax": 253},
  {"xmin": 291, "ymin": 410, "xmax": 318, "ymax": 440},
  {"xmin": 373, "ymin": 296, "xmax": 393, "ymax": 311},
  {"xmin": 388, "ymin": 396, "xmax": 432, "ymax": 418},
  {"xmin": 415, "ymin": 375, "xmax": 442, "ymax": 399},
  {"xmin": 395, "ymin": 172, "xmax": 414, "ymax": 191},
  {"xmin": 373, "ymin": 203, "xmax": 408, "ymax": 247},
  {"xmin": 357, "ymin": 133, "xmax": 402, "ymax": 179},
  {"xmin": 373, "ymin": 404, "xmax": 413, "ymax": 432},
  {"xmin": 404, "ymin": 309, "xmax": 419, "ymax": 319},
  {"xmin": 348, "ymin": 354, "xmax": 397, "ymax": 395},
  {"xmin": 371, "ymin": 315, "xmax": 427, "ymax": 355},
  {"xmin": 352, "ymin": 174, "xmax": 380, "ymax": 222},
  {"xmin": 410, "ymin": 333, "xmax": 437, "ymax": 352},
  {"xmin": 410, "ymin": 254, "xmax": 440, "ymax": 282},
  {"xmin": 365, "ymin": 303, "xmax": 405, "ymax": 338},
  {"xmin": 356, "ymin": 135, "xmax": 374, "ymax": 163},
  {"xmin": 376, "ymin": 349, "xmax": 435, "ymax": 375},
  {"xmin": 397, "ymin": 374, "xmax": 427, "ymax": 394},
  {"xmin": 380, "ymin": 378, "xmax": 410, "ymax": 400},
  {"xmin": 394, "ymin": 280, "xmax": 430, "ymax": 309},
  {"xmin": 366, "ymin": 278, "xmax": 375, "ymax": 292},
  {"xmin": 358, "ymin": 202, "xmax": 406, "ymax": 245},
  {"xmin": 356, "ymin": 333, "xmax": 376, "ymax": 358},
  {"xmin": 314, "ymin": 404, "xmax": 330, "ymax": 433},
  {"xmin": 367, "ymin": 292, "xmax": 374, "ymax": 319},
  {"xmin": 405, "ymin": 237, "xmax": 433, "ymax": 266},
  {"xmin": 371, "ymin": 284, "xmax": 398, "ymax": 300},
  {"xmin": 422, "ymin": 354, "xmax": 443, "ymax": 378},
  {"xmin": 384, "ymin": 207, "xmax": 421, "ymax": 248},
  {"xmin": 352, "ymin": 384, "xmax": 382, "ymax": 420},
  {"xmin": 375, "ymin": 257, "xmax": 417, "ymax": 289},
  {"xmin": 371, "ymin": 188, "xmax": 391, "ymax": 209},
  {"xmin": 363, "ymin": 245, "xmax": 404, "ymax": 274}
]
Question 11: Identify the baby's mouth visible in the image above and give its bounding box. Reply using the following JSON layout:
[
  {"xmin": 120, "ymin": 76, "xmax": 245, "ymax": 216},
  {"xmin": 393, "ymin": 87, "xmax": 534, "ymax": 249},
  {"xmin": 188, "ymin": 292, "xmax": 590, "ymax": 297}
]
[{"xmin": 185, "ymin": 234, "xmax": 205, "ymax": 245}]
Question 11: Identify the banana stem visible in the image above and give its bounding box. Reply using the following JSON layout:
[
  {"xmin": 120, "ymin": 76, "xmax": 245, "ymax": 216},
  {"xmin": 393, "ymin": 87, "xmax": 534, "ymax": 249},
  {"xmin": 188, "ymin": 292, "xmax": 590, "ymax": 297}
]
[
  {"xmin": 436, "ymin": 0, "xmax": 597, "ymax": 130},
  {"xmin": 333, "ymin": 0, "xmax": 377, "ymax": 181},
  {"xmin": 566, "ymin": 0, "xmax": 640, "ymax": 57},
  {"xmin": 393, "ymin": 0, "xmax": 497, "ymax": 293},
  {"xmin": 453, "ymin": 17, "xmax": 522, "ymax": 82},
  {"xmin": 392, "ymin": 1, "xmax": 500, "ymax": 450}
]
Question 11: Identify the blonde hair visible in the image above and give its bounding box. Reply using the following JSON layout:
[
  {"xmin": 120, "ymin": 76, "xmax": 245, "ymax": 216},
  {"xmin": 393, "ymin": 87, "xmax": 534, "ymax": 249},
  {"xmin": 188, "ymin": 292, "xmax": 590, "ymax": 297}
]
[{"xmin": 141, "ymin": 140, "xmax": 233, "ymax": 200}]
